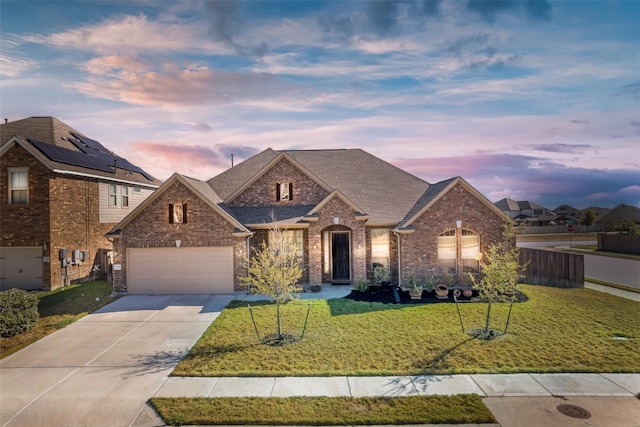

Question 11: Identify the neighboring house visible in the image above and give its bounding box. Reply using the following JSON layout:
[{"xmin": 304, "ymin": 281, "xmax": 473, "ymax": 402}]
[
  {"xmin": 494, "ymin": 198, "xmax": 558, "ymax": 226},
  {"xmin": 583, "ymin": 206, "xmax": 610, "ymax": 220},
  {"xmin": 0, "ymin": 117, "xmax": 161, "ymax": 290},
  {"xmin": 107, "ymin": 148, "xmax": 511, "ymax": 294},
  {"xmin": 595, "ymin": 203, "xmax": 640, "ymax": 230},
  {"xmin": 553, "ymin": 204, "xmax": 582, "ymax": 224}
]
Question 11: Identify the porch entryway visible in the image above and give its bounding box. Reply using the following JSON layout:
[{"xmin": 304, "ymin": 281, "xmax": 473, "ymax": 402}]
[{"xmin": 331, "ymin": 231, "xmax": 351, "ymax": 283}]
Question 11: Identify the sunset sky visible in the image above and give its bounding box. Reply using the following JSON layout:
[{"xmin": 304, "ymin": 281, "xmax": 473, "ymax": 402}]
[{"xmin": 1, "ymin": 0, "xmax": 638, "ymax": 210}]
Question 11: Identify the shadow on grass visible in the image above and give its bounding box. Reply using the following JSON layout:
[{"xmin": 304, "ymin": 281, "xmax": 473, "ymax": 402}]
[
  {"xmin": 413, "ymin": 336, "xmax": 477, "ymax": 372},
  {"xmin": 326, "ymin": 298, "xmax": 406, "ymax": 316}
]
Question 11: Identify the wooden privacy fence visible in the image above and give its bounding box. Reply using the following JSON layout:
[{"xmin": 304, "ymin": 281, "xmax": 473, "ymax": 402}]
[
  {"xmin": 598, "ymin": 233, "xmax": 640, "ymax": 255},
  {"xmin": 520, "ymin": 225, "xmax": 601, "ymax": 234},
  {"xmin": 519, "ymin": 248, "xmax": 584, "ymax": 288}
]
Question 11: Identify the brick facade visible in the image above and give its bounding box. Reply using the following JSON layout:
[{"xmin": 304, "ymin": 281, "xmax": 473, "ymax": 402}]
[
  {"xmin": 307, "ymin": 196, "xmax": 368, "ymax": 284},
  {"xmin": 398, "ymin": 183, "xmax": 505, "ymax": 283},
  {"xmin": 229, "ymin": 158, "xmax": 329, "ymax": 207},
  {"xmin": 1, "ymin": 144, "xmax": 114, "ymax": 290},
  {"xmin": 111, "ymin": 154, "xmax": 507, "ymax": 294},
  {"xmin": 112, "ymin": 181, "xmax": 247, "ymax": 293}
]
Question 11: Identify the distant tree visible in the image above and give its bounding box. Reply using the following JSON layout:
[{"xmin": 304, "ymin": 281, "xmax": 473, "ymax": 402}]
[
  {"xmin": 614, "ymin": 219, "xmax": 640, "ymax": 236},
  {"xmin": 239, "ymin": 221, "xmax": 303, "ymax": 343},
  {"xmin": 470, "ymin": 222, "xmax": 526, "ymax": 340},
  {"xmin": 580, "ymin": 209, "xmax": 596, "ymax": 231}
]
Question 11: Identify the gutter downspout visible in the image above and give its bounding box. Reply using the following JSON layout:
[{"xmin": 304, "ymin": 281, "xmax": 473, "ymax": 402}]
[
  {"xmin": 392, "ymin": 230, "xmax": 401, "ymax": 287},
  {"xmin": 245, "ymin": 232, "xmax": 255, "ymax": 294}
]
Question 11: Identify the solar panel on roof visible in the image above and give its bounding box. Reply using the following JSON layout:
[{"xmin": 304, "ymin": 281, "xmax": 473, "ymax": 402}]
[
  {"xmin": 70, "ymin": 132, "xmax": 110, "ymax": 154},
  {"xmin": 30, "ymin": 139, "xmax": 114, "ymax": 173},
  {"xmin": 30, "ymin": 137, "xmax": 154, "ymax": 180}
]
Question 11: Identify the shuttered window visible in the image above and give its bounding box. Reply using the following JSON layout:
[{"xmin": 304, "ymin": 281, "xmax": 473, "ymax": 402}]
[
  {"xmin": 169, "ymin": 203, "xmax": 188, "ymax": 224},
  {"xmin": 276, "ymin": 183, "xmax": 293, "ymax": 201}
]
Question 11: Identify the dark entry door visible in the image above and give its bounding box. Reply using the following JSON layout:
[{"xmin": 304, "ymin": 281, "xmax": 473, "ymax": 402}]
[{"xmin": 332, "ymin": 232, "xmax": 350, "ymax": 282}]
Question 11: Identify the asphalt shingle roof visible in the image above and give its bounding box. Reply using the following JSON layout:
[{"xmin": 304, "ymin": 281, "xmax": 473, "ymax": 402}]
[
  {"xmin": 1, "ymin": 117, "xmax": 161, "ymax": 187},
  {"xmin": 209, "ymin": 149, "xmax": 431, "ymax": 225},
  {"xmin": 397, "ymin": 177, "xmax": 457, "ymax": 229}
]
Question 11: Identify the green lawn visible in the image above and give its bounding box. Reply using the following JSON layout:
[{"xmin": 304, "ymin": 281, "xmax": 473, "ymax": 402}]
[
  {"xmin": 175, "ymin": 285, "xmax": 640, "ymax": 376},
  {"xmin": 0, "ymin": 281, "xmax": 119, "ymax": 359},
  {"xmin": 151, "ymin": 395, "xmax": 496, "ymax": 426}
]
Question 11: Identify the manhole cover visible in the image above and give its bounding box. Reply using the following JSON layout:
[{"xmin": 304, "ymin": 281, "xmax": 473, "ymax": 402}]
[{"xmin": 557, "ymin": 404, "xmax": 591, "ymax": 419}]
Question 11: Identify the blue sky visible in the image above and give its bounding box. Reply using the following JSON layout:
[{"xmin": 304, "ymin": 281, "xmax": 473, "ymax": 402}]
[{"xmin": 1, "ymin": 0, "xmax": 638, "ymax": 210}]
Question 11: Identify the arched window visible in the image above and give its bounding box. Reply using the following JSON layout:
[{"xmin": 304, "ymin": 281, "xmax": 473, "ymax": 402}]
[
  {"xmin": 437, "ymin": 230, "xmax": 456, "ymax": 274},
  {"xmin": 461, "ymin": 229, "xmax": 480, "ymax": 273},
  {"xmin": 438, "ymin": 229, "xmax": 480, "ymax": 274}
]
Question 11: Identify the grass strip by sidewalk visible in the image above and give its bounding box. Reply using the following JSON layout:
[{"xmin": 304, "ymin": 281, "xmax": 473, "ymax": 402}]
[
  {"xmin": 0, "ymin": 281, "xmax": 118, "ymax": 359},
  {"xmin": 586, "ymin": 278, "xmax": 640, "ymax": 294},
  {"xmin": 174, "ymin": 285, "xmax": 640, "ymax": 377},
  {"xmin": 151, "ymin": 395, "xmax": 496, "ymax": 426}
]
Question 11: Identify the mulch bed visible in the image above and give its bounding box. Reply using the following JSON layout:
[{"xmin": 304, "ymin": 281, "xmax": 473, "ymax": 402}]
[{"xmin": 344, "ymin": 286, "xmax": 528, "ymax": 305}]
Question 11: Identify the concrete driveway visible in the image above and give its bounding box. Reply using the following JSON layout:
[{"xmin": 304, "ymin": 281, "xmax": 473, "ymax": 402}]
[{"xmin": 0, "ymin": 294, "xmax": 234, "ymax": 427}]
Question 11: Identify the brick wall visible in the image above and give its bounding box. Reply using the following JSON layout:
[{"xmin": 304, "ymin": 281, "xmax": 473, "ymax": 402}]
[
  {"xmin": 49, "ymin": 175, "xmax": 112, "ymax": 289},
  {"xmin": 1, "ymin": 144, "xmax": 51, "ymax": 246},
  {"xmin": 399, "ymin": 183, "xmax": 505, "ymax": 281},
  {"xmin": 1, "ymin": 144, "xmax": 114, "ymax": 290},
  {"xmin": 112, "ymin": 180, "xmax": 247, "ymax": 292},
  {"xmin": 366, "ymin": 227, "xmax": 398, "ymax": 283},
  {"xmin": 308, "ymin": 196, "xmax": 367, "ymax": 284},
  {"xmin": 229, "ymin": 158, "xmax": 329, "ymax": 207}
]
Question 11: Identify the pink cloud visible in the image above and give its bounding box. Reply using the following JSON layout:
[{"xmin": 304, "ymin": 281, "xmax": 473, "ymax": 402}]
[
  {"xmin": 127, "ymin": 141, "xmax": 260, "ymax": 180},
  {"xmin": 132, "ymin": 142, "xmax": 228, "ymax": 168},
  {"xmin": 74, "ymin": 55, "xmax": 305, "ymax": 106}
]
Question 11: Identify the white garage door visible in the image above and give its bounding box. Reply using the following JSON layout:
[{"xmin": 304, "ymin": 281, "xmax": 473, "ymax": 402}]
[
  {"xmin": 127, "ymin": 247, "xmax": 234, "ymax": 294},
  {"xmin": 0, "ymin": 247, "xmax": 43, "ymax": 290}
]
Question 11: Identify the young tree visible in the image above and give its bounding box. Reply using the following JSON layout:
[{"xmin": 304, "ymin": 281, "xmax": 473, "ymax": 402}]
[
  {"xmin": 470, "ymin": 222, "xmax": 525, "ymax": 339},
  {"xmin": 239, "ymin": 222, "xmax": 303, "ymax": 342},
  {"xmin": 614, "ymin": 219, "xmax": 640, "ymax": 236},
  {"xmin": 580, "ymin": 208, "xmax": 596, "ymax": 231}
]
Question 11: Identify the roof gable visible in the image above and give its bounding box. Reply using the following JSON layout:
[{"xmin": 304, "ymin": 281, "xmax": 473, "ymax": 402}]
[
  {"xmin": 397, "ymin": 177, "xmax": 512, "ymax": 230},
  {"xmin": 208, "ymin": 149, "xmax": 430, "ymax": 225},
  {"xmin": 108, "ymin": 173, "xmax": 250, "ymax": 236},
  {"xmin": 495, "ymin": 197, "xmax": 521, "ymax": 212},
  {"xmin": 596, "ymin": 203, "xmax": 640, "ymax": 224}
]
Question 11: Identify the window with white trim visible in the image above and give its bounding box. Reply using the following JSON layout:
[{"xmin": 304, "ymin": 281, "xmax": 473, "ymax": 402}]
[
  {"xmin": 108, "ymin": 183, "xmax": 117, "ymax": 207},
  {"xmin": 371, "ymin": 229, "xmax": 390, "ymax": 268},
  {"xmin": 437, "ymin": 230, "xmax": 456, "ymax": 274},
  {"xmin": 438, "ymin": 229, "xmax": 480, "ymax": 274},
  {"xmin": 269, "ymin": 229, "xmax": 303, "ymax": 257},
  {"xmin": 8, "ymin": 168, "xmax": 28, "ymax": 204},
  {"xmin": 461, "ymin": 229, "xmax": 480, "ymax": 273},
  {"xmin": 122, "ymin": 185, "xmax": 129, "ymax": 207}
]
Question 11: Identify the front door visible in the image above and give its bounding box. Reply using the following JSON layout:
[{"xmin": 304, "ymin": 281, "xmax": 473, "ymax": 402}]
[{"xmin": 331, "ymin": 232, "xmax": 350, "ymax": 283}]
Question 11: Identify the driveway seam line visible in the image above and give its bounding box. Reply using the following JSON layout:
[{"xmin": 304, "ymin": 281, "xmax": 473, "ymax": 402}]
[
  {"xmin": 2, "ymin": 366, "xmax": 82, "ymax": 427},
  {"xmin": 2, "ymin": 311, "xmax": 158, "ymax": 427}
]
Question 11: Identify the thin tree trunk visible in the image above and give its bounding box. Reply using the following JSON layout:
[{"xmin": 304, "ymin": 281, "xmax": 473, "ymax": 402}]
[
  {"xmin": 277, "ymin": 301, "xmax": 282, "ymax": 339},
  {"xmin": 484, "ymin": 300, "xmax": 492, "ymax": 335}
]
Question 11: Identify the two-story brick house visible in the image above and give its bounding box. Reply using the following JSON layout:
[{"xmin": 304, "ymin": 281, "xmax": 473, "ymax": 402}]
[
  {"xmin": 108, "ymin": 148, "xmax": 510, "ymax": 294},
  {"xmin": 0, "ymin": 117, "xmax": 161, "ymax": 290}
]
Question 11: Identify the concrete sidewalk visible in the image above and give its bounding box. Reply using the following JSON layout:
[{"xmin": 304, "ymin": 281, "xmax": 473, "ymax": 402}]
[
  {"xmin": 153, "ymin": 373, "xmax": 640, "ymax": 426},
  {"xmin": 155, "ymin": 372, "xmax": 640, "ymax": 398}
]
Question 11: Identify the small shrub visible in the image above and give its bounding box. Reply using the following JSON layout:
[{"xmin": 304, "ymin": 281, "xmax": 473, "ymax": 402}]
[
  {"xmin": 373, "ymin": 265, "xmax": 391, "ymax": 284},
  {"xmin": 0, "ymin": 289, "xmax": 39, "ymax": 338},
  {"xmin": 353, "ymin": 278, "xmax": 369, "ymax": 292}
]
